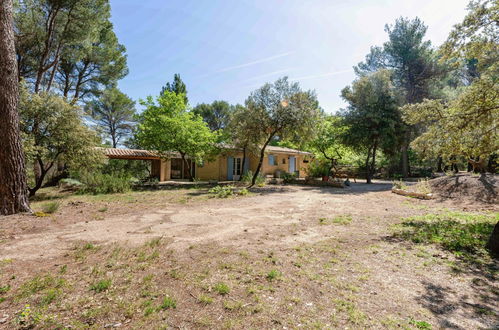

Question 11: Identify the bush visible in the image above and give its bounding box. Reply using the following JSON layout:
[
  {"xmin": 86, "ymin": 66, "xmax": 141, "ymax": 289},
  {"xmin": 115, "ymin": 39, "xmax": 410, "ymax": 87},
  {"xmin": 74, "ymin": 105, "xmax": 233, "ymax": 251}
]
[
  {"xmin": 282, "ymin": 172, "xmax": 297, "ymax": 183},
  {"xmin": 58, "ymin": 178, "xmax": 83, "ymax": 189},
  {"xmin": 42, "ymin": 201, "xmax": 60, "ymax": 214},
  {"xmin": 209, "ymin": 185, "xmax": 234, "ymax": 198},
  {"xmin": 78, "ymin": 172, "xmax": 132, "ymax": 194},
  {"xmin": 306, "ymin": 161, "xmax": 329, "ymax": 178},
  {"xmin": 241, "ymin": 170, "xmax": 265, "ymax": 186}
]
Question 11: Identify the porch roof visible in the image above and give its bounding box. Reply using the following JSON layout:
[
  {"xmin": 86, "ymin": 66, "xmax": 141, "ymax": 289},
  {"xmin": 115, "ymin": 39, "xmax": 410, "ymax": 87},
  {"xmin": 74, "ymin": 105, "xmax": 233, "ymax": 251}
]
[{"xmin": 97, "ymin": 147, "xmax": 180, "ymax": 160}]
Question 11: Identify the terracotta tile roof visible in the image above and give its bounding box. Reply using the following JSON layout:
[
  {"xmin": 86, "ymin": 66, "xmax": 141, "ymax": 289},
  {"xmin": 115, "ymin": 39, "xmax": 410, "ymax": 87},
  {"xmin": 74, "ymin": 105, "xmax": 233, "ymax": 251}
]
[
  {"xmin": 97, "ymin": 147, "xmax": 160, "ymax": 159},
  {"xmin": 265, "ymin": 145, "xmax": 313, "ymax": 156}
]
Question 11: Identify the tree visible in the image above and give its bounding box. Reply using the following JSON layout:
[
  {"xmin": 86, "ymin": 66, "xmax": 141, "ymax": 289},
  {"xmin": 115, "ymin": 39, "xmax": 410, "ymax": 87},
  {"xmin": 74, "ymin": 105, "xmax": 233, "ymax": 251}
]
[
  {"xmin": 161, "ymin": 73, "xmax": 188, "ymax": 104},
  {"xmin": 136, "ymin": 91, "xmax": 218, "ymax": 181},
  {"xmin": 402, "ymin": 0, "xmax": 498, "ymax": 172},
  {"xmin": 19, "ymin": 87, "xmax": 103, "ymax": 196},
  {"xmin": 243, "ymin": 77, "xmax": 320, "ymax": 186},
  {"xmin": 14, "ymin": 0, "xmax": 128, "ymax": 102},
  {"xmin": 86, "ymin": 87, "xmax": 136, "ymax": 147},
  {"xmin": 309, "ymin": 115, "xmax": 350, "ymax": 177},
  {"xmin": 355, "ymin": 17, "xmax": 442, "ymax": 176},
  {"xmin": 226, "ymin": 104, "xmax": 261, "ymax": 180},
  {"xmin": 193, "ymin": 100, "xmax": 233, "ymax": 131},
  {"xmin": 0, "ymin": 0, "xmax": 31, "ymax": 215},
  {"xmin": 341, "ymin": 70, "xmax": 403, "ymax": 183}
]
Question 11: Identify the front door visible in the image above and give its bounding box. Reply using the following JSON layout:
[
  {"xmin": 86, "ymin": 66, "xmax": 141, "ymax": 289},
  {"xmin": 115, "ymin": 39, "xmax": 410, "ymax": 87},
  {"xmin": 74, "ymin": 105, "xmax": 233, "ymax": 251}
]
[
  {"xmin": 289, "ymin": 156, "xmax": 296, "ymax": 174},
  {"xmin": 171, "ymin": 159, "xmax": 183, "ymax": 179},
  {"xmin": 232, "ymin": 157, "xmax": 242, "ymax": 181}
]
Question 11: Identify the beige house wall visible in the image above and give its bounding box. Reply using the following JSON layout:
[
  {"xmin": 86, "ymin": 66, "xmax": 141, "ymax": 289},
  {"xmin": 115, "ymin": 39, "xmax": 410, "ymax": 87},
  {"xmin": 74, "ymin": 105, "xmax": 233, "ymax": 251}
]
[{"xmin": 157, "ymin": 151, "xmax": 312, "ymax": 181}]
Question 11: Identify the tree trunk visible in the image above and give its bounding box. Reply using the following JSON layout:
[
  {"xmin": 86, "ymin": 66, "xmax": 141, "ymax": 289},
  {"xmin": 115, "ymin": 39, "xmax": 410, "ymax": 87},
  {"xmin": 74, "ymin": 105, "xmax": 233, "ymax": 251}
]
[
  {"xmin": 487, "ymin": 221, "xmax": 499, "ymax": 257},
  {"xmin": 365, "ymin": 146, "xmax": 372, "ymax": 184},
  {"xmin": 180, "ymin": 153, "xmax": 194, "ymax": 182},
  {"xmin": 436, "ymin": 156, "xmax": 443, "ymax": 172},
  {"xmin": 251, "ymin": 135, "xmax": 274, "ymax": 187},
  {"xmin": 240, "ymin": 146, "xmax": 247, "ymax": 181},
  {"xmin": 0, "ymin": 0, "xmax": 31, "ymax": 215}
]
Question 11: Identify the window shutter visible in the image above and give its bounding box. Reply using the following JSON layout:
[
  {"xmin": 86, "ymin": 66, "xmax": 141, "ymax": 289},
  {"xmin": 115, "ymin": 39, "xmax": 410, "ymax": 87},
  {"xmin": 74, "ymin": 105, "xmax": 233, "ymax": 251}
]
[
  {"xmin": 227, "ymin": 157, "xmax": 233, "ymax": 180},
  {"xmin": 268, "ymin": 155, "xmax": 273, "ymax": 166}
]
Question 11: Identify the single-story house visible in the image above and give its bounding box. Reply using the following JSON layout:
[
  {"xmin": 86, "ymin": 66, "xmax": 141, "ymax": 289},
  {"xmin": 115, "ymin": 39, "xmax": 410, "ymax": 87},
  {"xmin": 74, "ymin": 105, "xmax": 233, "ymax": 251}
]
[{"xmin": 99, "ymin": 146, "xmax": 313, "ymax": 182}]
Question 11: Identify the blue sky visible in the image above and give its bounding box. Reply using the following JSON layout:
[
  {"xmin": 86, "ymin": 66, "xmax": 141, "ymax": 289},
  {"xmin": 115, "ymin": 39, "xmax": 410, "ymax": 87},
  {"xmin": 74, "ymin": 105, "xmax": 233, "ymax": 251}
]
[{"xmin": 110, "ymin": 0, "xmax": 470, "ymax": 113}]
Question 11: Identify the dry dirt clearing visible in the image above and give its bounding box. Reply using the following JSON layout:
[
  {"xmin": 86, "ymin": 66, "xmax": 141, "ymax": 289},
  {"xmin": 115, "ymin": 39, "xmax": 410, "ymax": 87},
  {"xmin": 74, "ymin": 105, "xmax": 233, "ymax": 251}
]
[{"xmin": 0, "ymin": 183, "xmax": 497, "ymax": 329}]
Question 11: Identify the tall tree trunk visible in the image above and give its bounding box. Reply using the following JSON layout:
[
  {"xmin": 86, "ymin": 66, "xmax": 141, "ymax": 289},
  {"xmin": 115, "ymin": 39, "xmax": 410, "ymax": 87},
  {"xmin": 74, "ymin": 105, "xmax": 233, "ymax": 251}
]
[
  {"xmin": 436, "ymin": 156, "xmax": 443, "ymax": 173},
  {"xmin": 0, "ymin": 0, "xmax": 31, "ymax": 215},
  {"xmin": 240, "ymin": 146, "xmax": 247, "ymax": 181},
  {"xmin": 365, "ymin": 146, "xmax": 372, "ymax": 184},
  {"xmin": 180, "ymin": 153, "xmax": 194, "ymax": 182},
  {"xmin": 250, "ymin": 134, "xmax": 274, "ymax": 187}
]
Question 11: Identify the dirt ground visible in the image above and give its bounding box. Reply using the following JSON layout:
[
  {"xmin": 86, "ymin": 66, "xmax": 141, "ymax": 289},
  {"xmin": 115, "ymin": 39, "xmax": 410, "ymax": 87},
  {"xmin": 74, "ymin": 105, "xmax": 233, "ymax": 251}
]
[{"xmin": 0, "ymin": 182, "xmax": 497, "ymax": 329}]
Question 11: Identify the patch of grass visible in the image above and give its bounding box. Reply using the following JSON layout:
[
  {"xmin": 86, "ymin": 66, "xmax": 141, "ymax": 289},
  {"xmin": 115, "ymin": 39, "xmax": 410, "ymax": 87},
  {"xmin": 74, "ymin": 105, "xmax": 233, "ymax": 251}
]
[
  {"xmin": 238, "ymin": 188, "xmax": 249, "ymax": 196},
  {"xmin": 197, "ymin": 294, "xmax": 213, "ymax": 305},
  {"xmin": 158, "ymin": 296, "xmax": 176, "ymax": 310},
  {"xmin": 33, "ymin": 211, "xmax": 50, "ymax": 217},
  {"xmin": 266, "ymin": 269, "xmax": 281, "ymax": 281},
  {"xmin": 90, "ymin": 279, "xmax": 111, "ymax": 293},
  {"xmin": 42, "ymin": 201, "xmax": 60, "ymax": 214},
  {"xmin": 0, "ymin": 285, "xmax": 10, "ymax": 294},
  {"xmin": 409, "ymin": 318, "xmax": 432, "ymax": 329},
  {"xmin": 394, "ymin": 212, "xmax": 497, "ymax": 260},
  {"xmin": 319, "ymin": 215, "xmax": 352, "ymax": 225},
  {"xmin": 14, "ymin": 305, "xmax": 41, "ymax": 329},
  {"xmin": 334, "ymin": 299, "xmax": 366, "ymax": 325},
  {"xmin": 18, "ymin": 275, "xmax": 65, "ymax": 299},
  {"xmin": 213, "ymin": 282, "xmax": 230, "ymax": 295},
  {"xmin": 223, "ymin": 300, "xmax": 243, "ymax": 310},
  {"xmin": 97, "ymin": 206, "xmax": 108, "ymax": 212},
  {"xmin": 209, "ymin": 185, "xmax": 234, "ymax": 198},
  {"xmin": 40, "ymin": 288, "xmax": 61, "ymax": 305}
]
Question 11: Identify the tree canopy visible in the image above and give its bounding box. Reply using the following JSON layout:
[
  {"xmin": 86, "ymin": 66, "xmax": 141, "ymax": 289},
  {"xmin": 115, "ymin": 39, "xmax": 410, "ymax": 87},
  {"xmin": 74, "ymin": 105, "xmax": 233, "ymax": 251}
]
[
  {"xmin": 192, "ymin": 100, "xmax": 234, "ymax": 132},
  {"xmin": 243, "ymin": 77, "xmax": 321, "ymax": 185},
  {"xmin": 341, "ymin": 70, "xmax": 403, "ymax": 183},
  {"xmin": 86, "ymin": 87, "xmax": 136, "ymax": 148},
  {"xmin": 135, "ymin": 91, "xmax": 218, "ymax": 181},
  {"xmin": 14, "ymin": 0, "xmax": 128, "ymax": 102},
  {"xmin": 161, "ymin": 73, "xmax": 188, "ymax": 105}
]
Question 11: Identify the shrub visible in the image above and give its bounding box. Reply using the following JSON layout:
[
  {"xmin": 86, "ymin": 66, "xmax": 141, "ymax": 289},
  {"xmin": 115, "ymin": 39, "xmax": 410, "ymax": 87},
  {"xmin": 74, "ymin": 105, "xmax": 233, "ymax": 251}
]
[
  {"xmin": 41, "ymin": 201, "xmax": 60, "ymax": 214},
  {"xmin": 241, "ymin": 171, "xmax": 265, "ymax": 186},
  {"xmin": 213, "ymin": 282, "xmax": 230, "ymax": 295},
  {"xmin": 158, "ymin": 296, "xmax": 176, "ymax": 310},
  {"xmin": 58, "ymin": 178, "xmax": 83, "ymax": 189},
  {"xmin": 392, "ymin": 179, "xmax": 407, "ymax": 190},
  {"xmin": 266, "ymin": 269, "xmax": 282, "ymax": 281},
  {"xmin": 282, "ymin": 172, "xmax": 297, "ymax": 184},
  {"xmin": 306, "ymin": 161, "xmax": 329, "ymax": 178},
  {"xmin": 90, "ymin": 279, "xmax": 111, "ymax": 293},
  {"xmin": 78, "ymin": 172, "xmax": 131, "ymax": 194},
  {"xmin": 238, "ymin": 188, "xmax": 249, "ymax": 196},
  {"xmin": 209, "ymin": 185, "xmax": 234, "ymax": 198}
]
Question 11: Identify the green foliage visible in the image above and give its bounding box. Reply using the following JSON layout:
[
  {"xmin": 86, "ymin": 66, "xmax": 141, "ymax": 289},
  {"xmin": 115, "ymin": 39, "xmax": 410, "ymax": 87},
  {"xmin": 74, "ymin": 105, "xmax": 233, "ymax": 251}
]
[
  {"xmin": 41, "ymin": 201, "xmax": 60, "ymax": 214},
  {"xmin": 241, "ymin": 171, "xmax": 265, "ymax": 185},
  {"xmin": 395, "ymin": 212, "xmax": 497, "ymax": 259},
  {"xmin": 100, "ymin": 159, "xmax": 151, "ymax": 182},
  {"xmin": 319, "ymin": 215, "xmax": 352, "ymax": 225},
  {"xmin": 306, "ymin": 161, "xmax": 329, "ymax": 178},
  {"xmin": 58, "ymin": 178, "xmax": 83, "ymax": 189},
  {"xmin": 136, "ymin": 91, "xmax": 218, "ymax": 181},
  {"xmin": 78, "ymin": 172, "xmax": 132, "ymax": 195},
  {"xmin": 266, "ymin": 269, "xmax": 282, "ymax": 281},
  {"xmin": 197, "ymin": 294, "xmax": 213, "ymax": 305},
  {"xmin": 244, "ymin": 77, "xmax": 321, "ymax": 185},
  {"xmin": 409, "ymin": 318, "xmax": 432, "ymax": 330},
  {"xmin": 209, "ymin": 185, "xmax": 234, "ymax": 198},
  {"xmin": 19, "ymin": 87, "xmax": 104, "ymax": 196},
  {"xmin": 238, "ymin": 188, "xmax": 249, "ymax": 196},
  {"xmin": 341, "ymin": 70, "xmax": 403, "ymax": 183},
  {"xmin": 15, "ymin": 0, "xmax": 128, "ymax": 101},
  {"xmin": 281, "ymin": 172, "xmax": 297, "ymax": 183},
  {"xmin": 86, "ymin": 87, "xmax": 136, "ymax": 147},
  {"xmin": 158, "ymin": 296, "xmax": 177, "ymax": 310},
  {"xmin": 213, "ymin": 282, "xmax": 230, "ymax": 295},
  {"xmin": 193, "ymin": 100, "xmax": 234, "ymax": 131},
  {"xmin": 161, "ymin": 73, "xmax": 188, "ymax": 104},
  {"xmin": 90, "ymin": 279, "xmax": 111, "ymax": 293},
  {"xmin": 14, "ymin": 305, "xmax": 40, "ymax": 329},
  {"xmin": 403, "ymin": 1, "xmax": 498, "ymax": 166}
]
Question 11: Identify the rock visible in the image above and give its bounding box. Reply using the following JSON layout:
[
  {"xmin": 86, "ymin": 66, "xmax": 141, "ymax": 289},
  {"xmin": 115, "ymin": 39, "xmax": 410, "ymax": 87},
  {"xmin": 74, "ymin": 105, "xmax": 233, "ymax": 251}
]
[{"xmin": 0, "ymin": 315, "xmax": 8, "ymax": 324}]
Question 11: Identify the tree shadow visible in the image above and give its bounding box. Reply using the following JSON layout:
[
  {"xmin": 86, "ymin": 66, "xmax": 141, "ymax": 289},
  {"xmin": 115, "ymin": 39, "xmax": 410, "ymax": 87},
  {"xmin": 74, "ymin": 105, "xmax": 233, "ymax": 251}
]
[{"xmin": 386, "ymin": 215, "xmax": 499, "ymax": 328}]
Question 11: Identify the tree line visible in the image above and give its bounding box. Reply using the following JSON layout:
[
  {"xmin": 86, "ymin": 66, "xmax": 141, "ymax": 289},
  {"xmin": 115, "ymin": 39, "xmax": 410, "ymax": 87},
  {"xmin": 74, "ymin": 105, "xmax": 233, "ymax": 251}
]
[{"xmin": 0, "ymin": 0, "xmax": 497, "ymax": 215}]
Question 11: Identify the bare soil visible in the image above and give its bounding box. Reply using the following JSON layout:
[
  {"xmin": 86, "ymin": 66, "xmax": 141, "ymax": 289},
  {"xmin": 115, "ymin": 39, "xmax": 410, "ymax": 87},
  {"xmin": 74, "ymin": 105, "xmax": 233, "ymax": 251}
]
[
  {"xmin": 428, "ymin": 173, "xmax": 498, "ymax": 205},
  {"xmin": 0, "ymin": 182, "xmax": 497, "ymax": 329}
]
